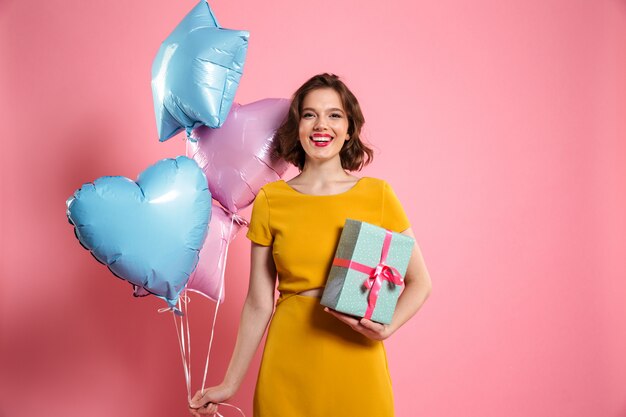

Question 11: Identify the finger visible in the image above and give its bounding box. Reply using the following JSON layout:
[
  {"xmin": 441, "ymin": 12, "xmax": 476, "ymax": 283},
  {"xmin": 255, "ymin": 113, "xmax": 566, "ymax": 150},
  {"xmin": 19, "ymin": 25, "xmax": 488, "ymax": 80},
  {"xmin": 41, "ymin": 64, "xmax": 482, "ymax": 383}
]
[
  {"xmin": 359, "ymin": 318, "xmax": 383, "ymax": 332},
  {"xmin": 324, "ymin": 308, "xmax": 360, "ymax": 326},
  {"xmin": 191, "ymin": 390, "xmax": 206, "ymax": 401},
  {"xmin": 191, "ymin": 391, "xmax": 216, "ymax": 409},
  {"xmin": 189, "ymin": 399, "xmax": 203, "ymax": 408},
  {"xmin": 198, "ymin": 404, "xmax": 218, "ymax": 415},
  {"xmin": 190, "ymin": 391, "xmax": 206, "ymax": 407}
]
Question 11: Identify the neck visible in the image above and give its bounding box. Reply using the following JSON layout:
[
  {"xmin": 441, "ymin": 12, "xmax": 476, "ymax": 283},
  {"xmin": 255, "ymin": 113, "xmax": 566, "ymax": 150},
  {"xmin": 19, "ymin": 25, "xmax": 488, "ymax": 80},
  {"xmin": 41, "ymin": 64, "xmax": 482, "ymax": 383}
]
[{"xmin": 299, "ymin": 159, "xmax": 351, "ymax": 183}]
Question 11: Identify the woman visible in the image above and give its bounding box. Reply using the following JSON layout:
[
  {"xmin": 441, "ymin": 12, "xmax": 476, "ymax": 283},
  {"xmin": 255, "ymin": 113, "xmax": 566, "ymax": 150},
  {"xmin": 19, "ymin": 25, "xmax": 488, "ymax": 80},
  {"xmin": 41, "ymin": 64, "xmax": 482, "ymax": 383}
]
[{"xmin": 189, "ymin": 73, "xmax": 432, "ymax": 416}]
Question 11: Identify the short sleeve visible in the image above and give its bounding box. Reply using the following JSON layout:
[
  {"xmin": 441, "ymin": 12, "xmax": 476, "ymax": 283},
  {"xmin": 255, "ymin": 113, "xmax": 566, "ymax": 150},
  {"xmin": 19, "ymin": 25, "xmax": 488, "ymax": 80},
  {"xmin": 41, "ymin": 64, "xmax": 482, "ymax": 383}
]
[
  {"xmin": 381, "ymin": 181, "xmax": 411, "ymax": 232},
  {"xmin": 246, "ymin": 189, "xmax": 273, "ymax": 246}
]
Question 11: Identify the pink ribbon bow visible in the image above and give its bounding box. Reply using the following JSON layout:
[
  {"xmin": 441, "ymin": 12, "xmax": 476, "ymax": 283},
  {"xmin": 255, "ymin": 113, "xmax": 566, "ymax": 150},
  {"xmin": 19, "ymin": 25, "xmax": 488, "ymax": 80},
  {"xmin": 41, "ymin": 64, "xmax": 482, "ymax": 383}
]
[{"xmin": 332, "ymin": 230, "xmax": 404, "ymax": 320}]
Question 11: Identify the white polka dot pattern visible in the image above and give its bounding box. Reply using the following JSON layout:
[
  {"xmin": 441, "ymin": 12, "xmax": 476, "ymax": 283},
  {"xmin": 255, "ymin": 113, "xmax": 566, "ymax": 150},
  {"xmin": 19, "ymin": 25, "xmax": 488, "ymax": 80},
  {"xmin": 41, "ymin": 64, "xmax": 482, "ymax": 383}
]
[{"xmin": 320, "ymin": 219, "xmax": 414, "ymax": 324}]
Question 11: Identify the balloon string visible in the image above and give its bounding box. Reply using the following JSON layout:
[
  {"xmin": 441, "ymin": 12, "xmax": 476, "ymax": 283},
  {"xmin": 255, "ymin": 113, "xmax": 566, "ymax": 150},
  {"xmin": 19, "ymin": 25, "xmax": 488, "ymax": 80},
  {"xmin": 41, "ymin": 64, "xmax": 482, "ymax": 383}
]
[
  {"xmin": 201, "ymin": 214, "xmax": 234, "ymax": 390},
  {"xmin": 184, "ymin": 292, "xmax": 192, "ymax": 401},
  {"xmin": 231, "ymin": 213, "xmax": 249, "ymax": 227},
  {"xmin": 215, "ymin": 401, "xmax": 246, "ymax": 417},
  {"xmin": 173, "ymin": 300, "xmax": 192, "ymax": 402}
]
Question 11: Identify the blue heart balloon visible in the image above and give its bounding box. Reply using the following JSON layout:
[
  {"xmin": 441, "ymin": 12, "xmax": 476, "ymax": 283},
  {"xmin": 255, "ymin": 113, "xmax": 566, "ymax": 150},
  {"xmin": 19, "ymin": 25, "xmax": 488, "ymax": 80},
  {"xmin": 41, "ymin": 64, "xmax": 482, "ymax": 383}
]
[
  {"xmin": 151, "ymin": 0, "xmax": 249, "ymax": 141},
  {"xmin": 66, "ymin": 156, "xmax": 212, "ymax": 310}
]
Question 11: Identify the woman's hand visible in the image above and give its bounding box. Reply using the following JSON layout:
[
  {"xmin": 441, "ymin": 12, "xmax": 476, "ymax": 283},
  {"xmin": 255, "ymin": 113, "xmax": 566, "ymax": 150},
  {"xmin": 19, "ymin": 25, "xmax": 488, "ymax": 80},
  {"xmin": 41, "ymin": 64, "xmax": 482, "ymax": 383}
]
[
  {"xmin": 188, "ymin": 383, "xmax": 235, "ymax": 416},
  {"xmin": 325, "ymin": 228, "xmax": 432, "ymax": 342},
  {"xmin": 324, "ymin": 307, "xmax": 393, "ymax": 341}
]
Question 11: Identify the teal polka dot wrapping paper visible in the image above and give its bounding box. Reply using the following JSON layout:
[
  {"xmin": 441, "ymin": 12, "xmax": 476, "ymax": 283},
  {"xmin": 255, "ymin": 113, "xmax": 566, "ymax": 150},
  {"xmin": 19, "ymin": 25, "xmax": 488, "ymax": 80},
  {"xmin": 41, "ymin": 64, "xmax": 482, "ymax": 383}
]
[{"xmin": 321, "ymin": 219, "xmax": 414, "ymax": 324}]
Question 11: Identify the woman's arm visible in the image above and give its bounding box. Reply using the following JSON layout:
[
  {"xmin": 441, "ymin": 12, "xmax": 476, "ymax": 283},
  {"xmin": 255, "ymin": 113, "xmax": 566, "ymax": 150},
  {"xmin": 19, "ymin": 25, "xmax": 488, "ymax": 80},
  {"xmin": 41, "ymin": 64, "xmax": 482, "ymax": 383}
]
[
  {"xmin": 189, "ymin": 242, "xmax": 276, "ymax": 416},
  {"xmin": 324, "ymin": 227, "xmax": 432, "ymax": 340}
]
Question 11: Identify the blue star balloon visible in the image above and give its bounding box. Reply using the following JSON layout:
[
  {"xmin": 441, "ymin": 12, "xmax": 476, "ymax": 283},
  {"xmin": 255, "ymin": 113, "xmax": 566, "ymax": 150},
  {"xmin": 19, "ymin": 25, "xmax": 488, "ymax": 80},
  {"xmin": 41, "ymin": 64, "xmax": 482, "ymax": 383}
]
[
  {"xmin": 66, "ymin": 156, "xmax": 212, "ymax": 310},
  {"xmin": 152, "ymin": 1, "xmax": 250, "ymax": 141}
]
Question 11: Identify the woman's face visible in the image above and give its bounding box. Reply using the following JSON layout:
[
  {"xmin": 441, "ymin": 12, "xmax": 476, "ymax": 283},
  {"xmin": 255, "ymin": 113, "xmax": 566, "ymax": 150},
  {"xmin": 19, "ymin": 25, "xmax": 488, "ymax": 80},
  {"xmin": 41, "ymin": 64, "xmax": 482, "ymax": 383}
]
[{"xmin": 298, "ymin": 88, "xmax": 350, "ymax": 166}]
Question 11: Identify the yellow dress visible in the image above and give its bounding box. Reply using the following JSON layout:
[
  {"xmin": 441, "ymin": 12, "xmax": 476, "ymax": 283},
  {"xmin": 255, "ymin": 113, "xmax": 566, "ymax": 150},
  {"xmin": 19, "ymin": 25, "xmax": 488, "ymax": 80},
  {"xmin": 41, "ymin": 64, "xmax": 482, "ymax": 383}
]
[{"xmin": 246, "ymin": 177, "xmax": 410, "ymax": 417}]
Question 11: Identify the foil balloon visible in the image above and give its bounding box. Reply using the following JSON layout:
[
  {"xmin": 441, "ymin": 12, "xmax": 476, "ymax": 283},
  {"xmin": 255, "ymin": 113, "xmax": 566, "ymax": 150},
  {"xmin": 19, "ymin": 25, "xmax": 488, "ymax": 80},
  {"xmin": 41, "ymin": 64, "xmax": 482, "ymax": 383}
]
[
  {"xmin": 152, "ymin": 0, "xmax": 249, "ymax": 141},
  {"xmin": 66, "ymin": 156, "xmax": 212, "ymax": 310},
  {"xmin": 134, "ymin": 204, "xmax": 243, "ymax": 302},
  {"xmin": 187, "ymin": 204, "xmax": 244, "ymax": 301},
  {"xmin": 187, "ymin": 98, "xmax": 290, "ymax": 212}
]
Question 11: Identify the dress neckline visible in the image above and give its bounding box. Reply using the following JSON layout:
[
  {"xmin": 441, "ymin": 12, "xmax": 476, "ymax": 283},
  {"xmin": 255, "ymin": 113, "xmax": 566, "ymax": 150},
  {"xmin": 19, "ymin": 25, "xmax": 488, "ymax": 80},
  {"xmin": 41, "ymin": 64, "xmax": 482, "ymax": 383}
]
[{"xmin": 280, "ymin": 177, "xmax": 366, "ymax": 197}]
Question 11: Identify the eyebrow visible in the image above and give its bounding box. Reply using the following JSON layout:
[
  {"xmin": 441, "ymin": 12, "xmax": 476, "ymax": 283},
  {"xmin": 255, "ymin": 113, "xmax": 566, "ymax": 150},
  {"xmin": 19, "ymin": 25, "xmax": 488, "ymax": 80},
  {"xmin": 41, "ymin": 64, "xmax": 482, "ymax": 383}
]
[{"xmin": 302, "ymin": 107, "xmax": 345, "ymax": 113}]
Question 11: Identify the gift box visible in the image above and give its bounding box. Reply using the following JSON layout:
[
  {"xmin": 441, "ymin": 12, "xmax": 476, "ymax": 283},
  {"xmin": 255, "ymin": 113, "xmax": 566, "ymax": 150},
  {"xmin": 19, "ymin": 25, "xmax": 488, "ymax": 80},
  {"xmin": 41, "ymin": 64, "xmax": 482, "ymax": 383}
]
[{"xmin": 321, "ymin": 219, "xmax": 414, "ymax": 324}]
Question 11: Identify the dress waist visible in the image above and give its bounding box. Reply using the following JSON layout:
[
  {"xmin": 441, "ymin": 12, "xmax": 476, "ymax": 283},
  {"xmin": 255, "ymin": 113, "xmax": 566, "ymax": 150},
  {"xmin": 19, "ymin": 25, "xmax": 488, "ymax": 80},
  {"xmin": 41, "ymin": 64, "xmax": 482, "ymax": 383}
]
[{"xmin": 277, "ymin": 287, "xmax": 324, "ymax": 305}]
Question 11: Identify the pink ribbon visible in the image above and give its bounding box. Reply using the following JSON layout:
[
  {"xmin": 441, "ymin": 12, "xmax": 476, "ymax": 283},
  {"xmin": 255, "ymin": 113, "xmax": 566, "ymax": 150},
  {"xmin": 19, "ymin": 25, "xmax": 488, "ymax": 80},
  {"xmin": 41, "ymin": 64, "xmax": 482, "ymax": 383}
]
[{"xmin": 332, "ymin": 230, "xmax": 403, "ymax": 320}]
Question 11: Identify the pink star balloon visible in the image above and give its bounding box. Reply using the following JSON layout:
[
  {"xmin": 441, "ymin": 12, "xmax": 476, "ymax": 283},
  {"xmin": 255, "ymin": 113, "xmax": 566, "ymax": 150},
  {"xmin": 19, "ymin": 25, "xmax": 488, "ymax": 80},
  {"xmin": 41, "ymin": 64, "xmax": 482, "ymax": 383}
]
[{"xmin": 187, "ymin": 98, "xmax": 290, "ymax": 213}]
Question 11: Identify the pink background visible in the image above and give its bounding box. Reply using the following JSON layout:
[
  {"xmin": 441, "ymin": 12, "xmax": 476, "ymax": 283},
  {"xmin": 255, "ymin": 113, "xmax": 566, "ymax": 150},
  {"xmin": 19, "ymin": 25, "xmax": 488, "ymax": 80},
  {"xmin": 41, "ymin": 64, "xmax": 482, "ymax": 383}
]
[{"xmin": 1, "ymin": 1, "xmax": 625, "ymax": 416}]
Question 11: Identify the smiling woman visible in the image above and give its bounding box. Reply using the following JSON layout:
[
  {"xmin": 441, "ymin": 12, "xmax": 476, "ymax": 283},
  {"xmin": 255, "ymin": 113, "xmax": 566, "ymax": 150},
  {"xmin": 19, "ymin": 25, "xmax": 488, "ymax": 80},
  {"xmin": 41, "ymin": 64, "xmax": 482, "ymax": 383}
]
[
  {"xmin": 297, "ymin": 88, "xmax": 350, "ymax": 163},
  {"xmin": 275, "ymin": 73, "xmax": 373, "ymax": 173},
  {"xmin": 188, "ymin": 73, "xmax": 432, "ymax": 417}
]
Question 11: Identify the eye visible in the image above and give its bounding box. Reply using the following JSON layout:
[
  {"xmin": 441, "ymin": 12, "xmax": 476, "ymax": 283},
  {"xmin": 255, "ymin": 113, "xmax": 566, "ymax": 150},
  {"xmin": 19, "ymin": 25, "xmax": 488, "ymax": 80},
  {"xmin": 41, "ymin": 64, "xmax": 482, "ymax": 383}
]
[
  {"xmin": 302, "ymin": 112, "xmax": 315, "ymax": 119},
  {"xmin": 330, "ymin": 113, "xmax": 343, "ymax": 119}
]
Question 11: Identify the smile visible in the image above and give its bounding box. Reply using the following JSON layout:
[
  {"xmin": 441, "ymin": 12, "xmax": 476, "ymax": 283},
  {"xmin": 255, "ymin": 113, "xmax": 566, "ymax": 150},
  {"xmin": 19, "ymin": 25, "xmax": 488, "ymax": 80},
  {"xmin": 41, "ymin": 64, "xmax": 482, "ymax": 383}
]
[{"xmin": 310, "ymin": 133, "xmax": 333, "ymax": 147}]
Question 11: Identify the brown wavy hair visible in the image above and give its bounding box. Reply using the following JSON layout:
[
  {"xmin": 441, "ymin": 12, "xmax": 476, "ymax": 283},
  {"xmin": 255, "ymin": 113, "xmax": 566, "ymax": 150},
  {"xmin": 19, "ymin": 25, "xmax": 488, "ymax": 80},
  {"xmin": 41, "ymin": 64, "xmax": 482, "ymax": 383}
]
[{"xmin": 275, "ymin": 73, "xmax": 374, "ymax": 171}]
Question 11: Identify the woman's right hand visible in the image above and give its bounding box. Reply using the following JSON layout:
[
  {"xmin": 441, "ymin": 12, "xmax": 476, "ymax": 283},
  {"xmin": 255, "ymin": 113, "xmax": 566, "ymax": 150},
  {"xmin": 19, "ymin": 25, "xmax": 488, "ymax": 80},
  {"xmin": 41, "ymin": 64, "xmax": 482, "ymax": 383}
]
[
  {"xmin": 189, "ymin": 244, "xmax": 276, "ymax": 416},
  {"xmin": 188, "ymin": 383, "xmax": 236, "ymax": 416}
]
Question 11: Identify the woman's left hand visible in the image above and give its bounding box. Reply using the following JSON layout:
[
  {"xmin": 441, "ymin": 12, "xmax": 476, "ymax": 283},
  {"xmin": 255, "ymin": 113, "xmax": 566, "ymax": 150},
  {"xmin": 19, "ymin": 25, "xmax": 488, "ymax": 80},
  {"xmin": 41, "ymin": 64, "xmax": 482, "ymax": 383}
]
[{"xmin": 324, "ymin": 307, "xmax": 393, "ymax": 340}]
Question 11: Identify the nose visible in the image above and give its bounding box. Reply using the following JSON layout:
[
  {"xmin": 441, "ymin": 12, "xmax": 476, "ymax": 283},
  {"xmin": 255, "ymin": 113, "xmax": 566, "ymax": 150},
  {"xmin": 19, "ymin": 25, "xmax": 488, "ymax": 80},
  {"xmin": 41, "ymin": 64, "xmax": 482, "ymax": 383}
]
[{"xmin": 313, "ymin": 117, "xmax": 327, "ymax": 130}]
